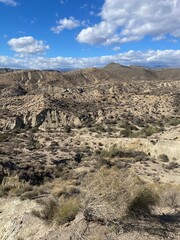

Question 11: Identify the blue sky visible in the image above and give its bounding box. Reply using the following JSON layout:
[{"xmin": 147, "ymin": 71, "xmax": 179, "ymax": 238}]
[{"xmin": 0, "ymin": 0, "xmax": 180, "ymax": 69}]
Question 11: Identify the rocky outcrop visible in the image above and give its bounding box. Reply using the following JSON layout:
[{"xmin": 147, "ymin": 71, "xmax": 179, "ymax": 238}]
[{"xmin": 0, "ymin": 197, "xmax": 88, "ymax": 240}]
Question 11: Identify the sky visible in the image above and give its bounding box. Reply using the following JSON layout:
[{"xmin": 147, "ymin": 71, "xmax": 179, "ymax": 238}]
[{"xmin": 0, "ymin": 0, "xmax": 180, "ymax": 69}]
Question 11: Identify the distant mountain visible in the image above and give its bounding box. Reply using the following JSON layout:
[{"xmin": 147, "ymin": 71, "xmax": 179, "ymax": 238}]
[
  {"xmin": 0, "ymin": 68, "xmax": 14, "ymax": 74},
  {"xmin": 104, "ymin": 62, "xmax": 158, "ymax": 80}
]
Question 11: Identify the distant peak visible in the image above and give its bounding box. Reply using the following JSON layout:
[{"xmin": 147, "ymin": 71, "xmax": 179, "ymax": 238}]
[{"xmin": 104, "ymin": 62, "xmax": 129, "ymax": 69}]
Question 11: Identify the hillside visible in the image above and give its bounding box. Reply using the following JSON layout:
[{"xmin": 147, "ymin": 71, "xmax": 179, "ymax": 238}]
[{"xmin": 0, "ymin": 64, "xmax": 179, "ymax": 240}]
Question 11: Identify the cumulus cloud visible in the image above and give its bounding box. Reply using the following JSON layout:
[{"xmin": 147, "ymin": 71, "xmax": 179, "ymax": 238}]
[
  {"xmin": 7, "ymin": 36, "xmax": 49, "ymax": 55},
  {"xmin": 51, "ymin": 17, "xmax": 80, "ymax": 34},
  {"xmin": 77, "ymin": 0, "xmax": 180, "ymax": 45},
  {"xmin": 0, "ymin": 0, "xmax": 17, "ymax": 6},
  {"xmin": 0, "ymin": 50, "xmax": 180, "ymax": 69}
]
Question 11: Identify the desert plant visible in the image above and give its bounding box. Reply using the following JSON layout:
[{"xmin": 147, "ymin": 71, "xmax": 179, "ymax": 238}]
[
  {"xmin": 158, "ymin": 154, "xmax": 169, "ymax": 162},
  {"xmin": 91, "ymin": 124, "xmax": 106, "ymax": 133},
  {"xmin": 168, "ymin": 118, "xmax": 180, "ymax": 126},
  {"xmin": 82, "ymin": 167, "xmax": 144, "ymax": 220},
  {"xmin": 121, "ymin": 127, "xmax": 132, "ymax": 137},
  {"xmin": 127, "ymin": 187, "xmax": 159, "ymax": 218},
  {"xmin": 160, "ymin": 185, "xmax": 180, "ymax": 209},
  {"xmin": 100, "ymin": 145, "xmax": 124, "ymax": 158},
  {"xmin": 64, "ymin": 125, "xmax": 71, "ymax": 133},
  {"xmin": 40, "ymin": 198, "xmax": 58, "ymax": 222},
  {"xmin": 100, "ymin": 145, "xmax": 146, "ymax": 160},
  {"xmin": 33, "ymin": 196, "xmax": 80, "ymax": 225},
  {"xmin": 56, "ymin": 197, "xmax": 80, "ymax": 225},
  {"xmin": 132, "ymin": 125, "xmax": 163, "ymax": 138},
  {"xmin": 0, "ymin": 185, "xmax": 12, "ymax": 197},
  {"xmin": 20, "ymin": 189, "xmax": 39, "ymax": 200},
  {"xmin": 32, "ymin": 198, "xmax": 58, "ymax": 223},
  {"xmin": 165, "ymin": 161, "xmax": 179, "ymax": 170}
]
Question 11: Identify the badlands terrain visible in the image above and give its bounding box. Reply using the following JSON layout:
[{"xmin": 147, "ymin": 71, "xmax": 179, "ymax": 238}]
[{"xmin": 0, "ymin": 63, "xmax": 180, "ymax": 240}]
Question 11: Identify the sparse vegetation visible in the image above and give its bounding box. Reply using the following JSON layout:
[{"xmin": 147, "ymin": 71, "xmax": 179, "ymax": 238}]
[
  {"xmin": 0, "ymin": 65, "xmax": 180, "ymax": 239},
  {"xmin": 132, "ymin": 125, "xmax": 163, "ymax": 137},
  {"xmin": 56, "ymin": 197, "xmax": 80, "ymax": 225},
  {"xmin": 33, "ymin": 197, "xmax": 80, "ymax": 225},
  {"xmin": 127, "ymin": 187, "xmax": 159, "ymax": 218},
  {"xmin": 82, "ymin": 167, "xmax": 145, "ymax": 218},
  {"xmin": 91, "ymin": 124, "xmax": 106, "ymax": 133},
  {"xmin": 158, "ymin": 154, "xmax": 169, "ymax": 162},
  {"xmin": 100, "ymin": 144, "xmax": 147, "ymax": 160},
  {"xmin": 33, "ymin": 198, "xmax": 58, "ymax": 222}
]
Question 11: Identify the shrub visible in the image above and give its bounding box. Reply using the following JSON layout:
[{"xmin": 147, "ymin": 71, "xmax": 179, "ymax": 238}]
[
  {"xmin": 127, "ymin": 188, "xmax": 159, "ymax": 218},
  {"xmin": 100, "ymin": 145, "xmax": 125, "ymax": 158},
  {"xmin": 32, "ymin": 198, "xmax": 58, "ymax": 223},
  {"xmin": 33, "ymin": 196, "xmax": 80, "ymax": 225},
  {"xmin": 64, "ymin": 125, "xmax": 71, "ymax": 133},
  {"xmin": 56, "ymin": 197, "xmax": 80, "ymax": 225},
  {"xmin": 0, "ymin": 185, "xmax": 12, "ymax": 197},
  {"xmin": 20, "ymin": 186, "xmax": 46, "ymax": 200},
  {"xmin": 52, "ymin": 185, "xmax": 80, "ymax": 199},
  {"xmin": 165, "ymin": 161, "xmax": 179, "ymax": 170},
  {"xmin": 158, "ymin": 154, "xmax": 169, "ymax": 162},
  {"xmin": 100, "ymin": 145, "xmax": 146, "ymax": 159},
  {"xmin": 132, "ymin": 125, "xmax": 163, "ymax": 138},
  {"xmin": 82, "ymin": 167, "xmax": 144, "ymax": 219},
  {"xmin": 91, "ymin": 124, "xmax": 106, "ymax": 133},
  {"xmin": 20, "ymin": 189, "xmax": 39, "ymax": 200},
  {"xmin": 121, "ymin": 127, "xmax": 132, "ymax": 137},
  {"xmin": 40, "ymin": 198, "xmax": 58, "ymax": 222},
  {"xmin": 168, "ymin": 118, "xmax": 180, "ymax": 126},
  {"xmin": 160, "ymin": 185, "xmax": 180, "ymax": 209}
]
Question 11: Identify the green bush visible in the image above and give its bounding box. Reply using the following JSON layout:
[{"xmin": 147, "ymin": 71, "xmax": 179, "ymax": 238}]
[
  {"xmin": 56, "ymin": 197, "xmax": 80, "ymax": 225},
  {"xmin": 33, "ymin": 197, "xmax": 80, "ymax": 225},
  {"xmin": 132, "ymin": 125, "xmax": 163, "ymax": 138}
]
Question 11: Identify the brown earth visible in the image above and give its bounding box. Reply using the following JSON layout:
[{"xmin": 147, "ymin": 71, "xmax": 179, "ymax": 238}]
[{"xmin": 0, "ymin": 63, "xmax": 179, "ymax": 240}]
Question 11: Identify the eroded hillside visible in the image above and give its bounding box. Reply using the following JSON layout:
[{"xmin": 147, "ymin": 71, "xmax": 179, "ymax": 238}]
[{"xmin": 0, "ymin": 64, "xmax": 179, "ymax": 240}]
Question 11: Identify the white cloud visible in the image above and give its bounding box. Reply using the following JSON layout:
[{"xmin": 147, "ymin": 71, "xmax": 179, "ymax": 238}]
[
  {"xmin": 77, "ymin": 0, "xmax": 180, "ymax": 45},
  {"xmin": 51, "ymin": 17, "xmax": 80, "ymax": 34},
  {"xmin": 8, "ymin": 36, "xmax": 49, "ymax": 55},
  {"xmin": 113, "ymin": 46, "xmax": 121, "ymax": 51},
  {"xmin": 0, "ymin": 0, "xmax": 17, "ymax": 6},
  {"xmin": 0, "ymin": 50, "xmax": 180, "ymax": 69}
]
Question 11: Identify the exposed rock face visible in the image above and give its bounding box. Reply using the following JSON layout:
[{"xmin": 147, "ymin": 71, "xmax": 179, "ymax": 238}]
[
  {"xmin": 0, "ymin": 197, "xmax": 90, "ymax": 240},
  {"xmin": 0, "ymin": 65, "xmax": 180, "ymax": 131}
]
